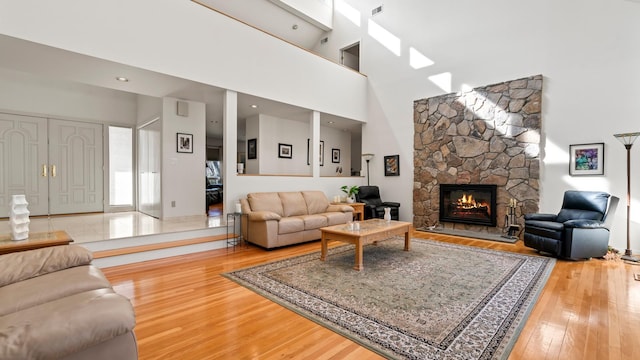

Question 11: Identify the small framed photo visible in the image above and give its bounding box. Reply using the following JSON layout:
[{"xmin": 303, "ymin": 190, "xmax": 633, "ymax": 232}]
[
  {"xmin": 384, "ymin": 154, "xmax": 400, "ymax": 176},
  {"xmin": 331, "ymin": 148, "xmax": 340, "ymax": 163},
  {"xmin": 569, "ymin": 143, "xmax": 604, "ymax": 176},
  {"xmin": 247, "ymin": 138, "xmax": 257, "ymax": 159},
  {"xmin": 278, "ymin": 143, "xmax": 292, "ymax": 159},
  {"xmin": 177, "ymin": 133, "xmax": 193, "ymax": 153}
]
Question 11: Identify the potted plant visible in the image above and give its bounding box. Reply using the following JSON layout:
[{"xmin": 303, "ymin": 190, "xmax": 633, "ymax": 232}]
[{"xmin": 341, "ymin": 185, "xmax": 359, "ymax": 203}]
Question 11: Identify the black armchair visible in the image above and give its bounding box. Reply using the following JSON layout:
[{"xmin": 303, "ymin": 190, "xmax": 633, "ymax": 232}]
[
  {"xmin": 355, "ymin": 186, "xmax": 401, "ymax": 220},
  {"xmin": 523, "ymin": 190, "xmax": 618, "ymax": 260}
]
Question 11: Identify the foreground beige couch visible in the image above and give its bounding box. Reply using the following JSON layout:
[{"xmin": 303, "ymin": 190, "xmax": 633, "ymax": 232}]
[
  {"xmin": 240, "ymin": 191, "xmax": 353, "ymax": 249},
  {"xmin": 0, "ymin": 245, "xmax": 137, "ymax": 360}
]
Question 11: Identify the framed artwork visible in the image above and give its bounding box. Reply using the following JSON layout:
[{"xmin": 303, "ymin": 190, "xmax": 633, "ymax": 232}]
[
  {"xmin": 384, "ymin": 154, "xmax": 400, "ymax": 176},
  {"xmin": 332, "ymin": 148, "xmax": 340, "ymax": 163},
  {"xmin": 278, "ymin": 143, "xmax": 292, "ymax": 159},
  {"xmin": 177, "ymin": 133, "xmax": 193, "ymax": 153},
  {"xmin": 569, "ymin": 143, "xmax": 604, "ymax": 176},
  {"xmin": 247, "ymin": 138, "xmax": 257, "ymax": 159},
  {"xmin": 306, "ymin": 139, "xmax": 324, "ymax": 166}
]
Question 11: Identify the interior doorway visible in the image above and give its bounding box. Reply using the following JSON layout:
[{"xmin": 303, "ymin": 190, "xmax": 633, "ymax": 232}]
[
  {"xmin": 340, "ymin": 42, "xmax": 360, "ymax": 72},
  {"xmin": 137, "ymin": 118, "xmax": 162, "ymax": 219}
]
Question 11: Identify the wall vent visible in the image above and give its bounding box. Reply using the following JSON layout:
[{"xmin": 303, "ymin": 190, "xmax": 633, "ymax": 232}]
[
  {"xmin": 372, "ymin": 5, "xmax": 383, "ymax": 16},
  {"xmin": 320, "ymin": 37, "xmax": 328, "ymax": 44}
]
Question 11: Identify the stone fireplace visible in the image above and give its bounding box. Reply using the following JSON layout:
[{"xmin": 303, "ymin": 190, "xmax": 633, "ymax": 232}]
[
  {"xmin": 439, "ymin": 184, "xmax": 497, "ymax": 227},
  {"xmin": 413, "ymin": 75, "xmax": 542, "ymax": 236}
]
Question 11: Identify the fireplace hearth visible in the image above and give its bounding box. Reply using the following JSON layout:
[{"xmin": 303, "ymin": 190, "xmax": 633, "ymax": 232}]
[{"xmin": 439, "ymin": 184, "xmax": 497, "ymax": 227}]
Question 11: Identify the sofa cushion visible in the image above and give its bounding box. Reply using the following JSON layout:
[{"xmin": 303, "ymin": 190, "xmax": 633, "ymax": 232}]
[
  {"xmin": 248, "ymin": 192, "xmax": 284, "ymax": 217},
  {"xmin": 279, "ymin": 192, "xmax": 308, "ymax": 217},
  {"xmin": 0, "ymin": 265, "xmax": 112, "ymax": 317},
  {"xmin": 278, "ymin": 217, "xmax": 305, "ymax": 234},
  {"xmin": 302, "ymin": 191, "xmax": 330, "ymax": 215},
  {"xmin": 322, "ymin": 212, "xmax": 350, "ymax": 226},
  {"xmin": 0, "ymin": 288, "xmax": 135, "ymax": 360},
  {"xmin": 302, "ymin": 214, "xmax": 328, "ymax": 230},
  {"xmin": 0, "ymin": 245, "xmax": 93, "ymax": 288}
]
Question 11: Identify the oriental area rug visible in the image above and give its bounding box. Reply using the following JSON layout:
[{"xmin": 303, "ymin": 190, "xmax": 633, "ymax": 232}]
[{"xmin": 223, "ymin": 238, "xmax": 555, "ymax": 359}]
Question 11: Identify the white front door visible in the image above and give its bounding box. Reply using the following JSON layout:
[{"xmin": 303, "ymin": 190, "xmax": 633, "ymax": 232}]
[
  {"xmin": 0, "ymin": 113, "xmax": 48, "ymax": 217},
  {"xmin": 48, "ymin": 119, "xmax": 104, "ymax": 215}
]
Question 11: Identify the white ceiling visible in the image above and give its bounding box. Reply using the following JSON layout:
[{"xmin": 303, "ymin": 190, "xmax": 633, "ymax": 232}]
[
  {"xmin": 0, "ymin": 1, "xmax": 361, "ymax": 140},
  {"xmin": 194, "ymin": 0, "xmax": 328, "ymax": 50}
]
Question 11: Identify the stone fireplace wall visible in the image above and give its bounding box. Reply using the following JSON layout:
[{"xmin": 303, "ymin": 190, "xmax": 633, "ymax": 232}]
[{"xmin": 413, "ymin": 75, "xmax": 542, "ymax": 235}]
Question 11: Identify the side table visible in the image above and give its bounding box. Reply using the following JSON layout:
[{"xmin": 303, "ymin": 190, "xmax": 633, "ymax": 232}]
[
  {"xmin": 0, "ymin": 230, "xmax": 74, "ymax": 255},
  {"xmin": 226, "ymin": 212, "xmax": 247, "ymax": 250},
  {"xmin": 332, "ymin": 202, "xmax": 364, "ymax": 221}
]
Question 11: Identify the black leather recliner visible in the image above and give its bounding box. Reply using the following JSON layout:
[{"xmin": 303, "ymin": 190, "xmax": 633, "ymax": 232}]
[
  {"xmin": 523, "ymin": 190, "xmax": 618, "ymax": 260},
  {"xmin": 355, "ymin": 186, "xmax": 400, "ymax": 220}
]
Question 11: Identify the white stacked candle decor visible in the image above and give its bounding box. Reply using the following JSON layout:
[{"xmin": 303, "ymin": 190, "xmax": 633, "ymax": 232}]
[{"xmin": 9, "ymin": 194, "xmax": 30, "ymax": 240}]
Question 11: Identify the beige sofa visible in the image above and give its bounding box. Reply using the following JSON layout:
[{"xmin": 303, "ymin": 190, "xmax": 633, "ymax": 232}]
[
  {"xmin": 240, "ymin": 191, "xmax": 353, "ymax": 249},
  {"xmin": 0, "ymin": 245, "xmax": 137, "ymax": 360}
]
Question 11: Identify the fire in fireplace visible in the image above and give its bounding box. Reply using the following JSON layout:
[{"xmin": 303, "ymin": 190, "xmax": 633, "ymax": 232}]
[{"xmin": 439, "ymin": 184, "xmax": 497, "ymax": 227}]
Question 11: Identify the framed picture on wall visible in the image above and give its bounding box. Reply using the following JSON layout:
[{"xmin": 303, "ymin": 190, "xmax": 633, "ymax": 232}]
[
  {"xmin": 247, "ymin": 138, "xmax": 257, "ymax": 159},
  {"xmin": 177, "ymin": 133, "xmax": 193, "ymax": 153},
  {"xmin": 569, "ymin": 143, "xmax": 604, "ymax": 175},
  {"xmin": 278, "ymin": 143, "xmax": 292, "ymax": 159},
  {"xmin": 332, "ymin": 148, "xmax": 340, "ymax": 163},
  {"xmin": 384, "ymin": 154, "xmax": 400, "ymax": 176}
]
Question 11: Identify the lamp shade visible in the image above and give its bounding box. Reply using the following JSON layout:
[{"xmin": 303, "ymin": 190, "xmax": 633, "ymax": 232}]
[
  {"xmin": 613, "ymin": 132, "xmax": 640, "ymax": 146},
  {"xmin": 362, "ymin": 153, "xmax": 375, "ymax": 161}
]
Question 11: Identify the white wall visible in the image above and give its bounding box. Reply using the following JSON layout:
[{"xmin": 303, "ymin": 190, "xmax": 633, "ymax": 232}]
[
  {"xmin": 259, "ymin": 115, "xmax": 311, "ymax": 175},
  {"xmin": 0, "ymin": 68, "xmax": 137, "ymax": 124},
  {"xmin": 136, "ymin": 95, "xmax": 162, "ymax": 126},
  {"xmin": 313, "ymin": 0, "xmax": 640, "ymax": 252},
  {"xmin": 0, "ymin": 0, "xmax": 366, "ymax": 122},
  {"xmin": 161, "ymin": 98, "xmax": 206, "ymax": 218},
  {"xmin": 320, "ymin": 126, "xmax": 351, "ymax": 177},
  {"xmin": 243, "ymin": 114, "xmax": 352, "ymax": 176}
]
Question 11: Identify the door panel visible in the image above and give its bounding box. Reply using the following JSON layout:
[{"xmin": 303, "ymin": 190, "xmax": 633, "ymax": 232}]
[
  {"xmin": 0, "ymin": 113, "xmax": 48, "ymax": 217},
  {"xmin": 138, "ymin": 120, "xmax": 161, "ymax": 219},
  {"xmin": 48, "ymin": 119, "xmax": 104, "ymax": 215}
]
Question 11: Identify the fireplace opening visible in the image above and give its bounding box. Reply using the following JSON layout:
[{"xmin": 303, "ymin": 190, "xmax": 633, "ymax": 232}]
[{"xmin": 439, "ymin": 184, "xmax": 497, "ymax": 227}]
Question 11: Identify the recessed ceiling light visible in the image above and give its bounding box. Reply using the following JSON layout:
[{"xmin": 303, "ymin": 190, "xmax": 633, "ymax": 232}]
[
  {"xmin": 115, "ymin": 76, "xmax": 129, "ymax": 82},
  {"xmin": 250, "ymin": 104, "xmax": 258, "ymax": 108},
  {"xmin": 328, "ymin": 121, "xmax": 335, "ymax": 124},
  {"xmin": 292, "ymin": 24, "xmax": 299, "ymax": 30}
]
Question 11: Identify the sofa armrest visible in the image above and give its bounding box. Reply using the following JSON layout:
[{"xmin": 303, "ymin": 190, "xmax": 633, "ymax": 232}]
[
  {"xmin": 0, "ymin": 245, "xmax": 92, "ymax": 287},
  {"xmin": 524, "ymin": 213, "xmax": 557, "ymax": 222},
  {"xmin": 563, "ymin": 219, "xmax": 606, "ymax": 229},
  {"xmin": 326, "ymin": 204, "xmax": 354, "ymax": 213},
  {"xmin": 381, "ymin": 202, "xmax": 400, "ymax": 208},
  {"xmin": 247, "ymin": 211, "xmax": 282, "ymax": 222}
]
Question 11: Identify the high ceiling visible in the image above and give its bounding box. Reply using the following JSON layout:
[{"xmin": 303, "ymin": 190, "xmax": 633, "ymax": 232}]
[{"xmin": 0, "ymin": 0, "xmax": 361, "ymax": 140}]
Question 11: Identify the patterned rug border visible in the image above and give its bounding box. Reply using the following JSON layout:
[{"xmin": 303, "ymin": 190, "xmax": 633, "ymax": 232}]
[{"xmin": 222, "ymin": 238, "xmax": 556, "ymax": 359}]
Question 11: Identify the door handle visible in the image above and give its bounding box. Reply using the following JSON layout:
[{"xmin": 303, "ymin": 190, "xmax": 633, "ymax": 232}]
[
  {"xmin": 42, "ymin": 164, "xmax": 47, "ymax": 177},
  {"xmin": 51, "ymin": 165, "xmax": 56, "ymax": 178}
]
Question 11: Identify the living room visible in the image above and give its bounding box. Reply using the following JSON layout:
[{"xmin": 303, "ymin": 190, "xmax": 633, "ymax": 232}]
[{"xmin": 1, "ymin": 0, "xmax": 639, "ymax": 359}]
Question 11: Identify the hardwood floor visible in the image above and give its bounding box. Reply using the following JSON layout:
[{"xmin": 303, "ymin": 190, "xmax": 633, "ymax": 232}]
[{"xmin": 102, "ymin": 231, "xmax": 640, "ymax": 360}]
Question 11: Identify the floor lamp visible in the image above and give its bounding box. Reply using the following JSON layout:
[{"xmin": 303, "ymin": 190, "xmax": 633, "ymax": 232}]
[
  {"xmin": 614, "ymin": 131, "xmax": 640, "ymax": 262},
  {"xmin": 362, "ymin": 153, "xmax": 374, "ymax": 186}
]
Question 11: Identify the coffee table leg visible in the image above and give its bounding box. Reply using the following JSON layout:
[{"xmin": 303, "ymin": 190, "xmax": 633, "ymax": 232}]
[
  {"xmin": 320, "ymin": 233, "xmax": 328, "ymax": 261},
  {"xmin": 404, "ymin": 230, "xmax": 411, "ymax": 251},
  {"xmin": 354, "ymin": 238, "xmax": 363, "ymax": 271}
]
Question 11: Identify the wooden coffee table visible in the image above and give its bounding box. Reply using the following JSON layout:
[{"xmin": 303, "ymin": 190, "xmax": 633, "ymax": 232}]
[
  {"xmin": 320, "ymin": 219, "xmax": 412, "ymax": 271},
  {"xmin": 0, "ymin": 230, "xmax": 73, "ymax": 255}
]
